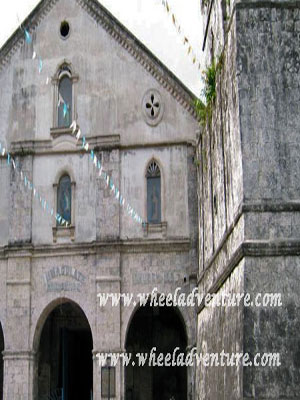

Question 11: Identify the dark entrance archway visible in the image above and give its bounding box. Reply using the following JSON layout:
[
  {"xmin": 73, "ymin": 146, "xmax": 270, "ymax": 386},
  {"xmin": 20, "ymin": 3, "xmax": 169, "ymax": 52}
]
[
  {"xmin": 37, "ymin": 301, "xmax": 93, "ymax": 400},
  {"xmin": 0, "ymin": 322, "xmax": 3, "ymax": 400},
  {"xmin": 125, "ymin": 304, "xmax": 187, "ymax": 400}
]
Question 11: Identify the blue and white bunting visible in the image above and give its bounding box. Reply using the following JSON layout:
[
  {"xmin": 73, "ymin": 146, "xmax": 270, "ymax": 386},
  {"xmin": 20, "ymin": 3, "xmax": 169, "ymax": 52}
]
[
  {"xmin": 0, "ymin": 145, "xmax": 69, "ymax": 227},
  {"xmin": 69, "ymin": 120, "xmax": 144, "ymax": 225}
]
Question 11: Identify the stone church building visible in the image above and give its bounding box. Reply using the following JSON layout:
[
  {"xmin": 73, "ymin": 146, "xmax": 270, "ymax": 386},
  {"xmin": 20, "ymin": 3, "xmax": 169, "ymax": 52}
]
[
  {"xmin": 1, "ymin": 0, "xmax": 299, "ymax": 399},
  {"xmin": 0, "ymin": 0, "xmax": 199, "ymax": 399}
]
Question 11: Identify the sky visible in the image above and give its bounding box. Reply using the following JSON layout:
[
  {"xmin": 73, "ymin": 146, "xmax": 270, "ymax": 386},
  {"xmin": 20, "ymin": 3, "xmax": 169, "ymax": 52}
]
[{"xmin": 0, "ymin": 0, "xmax": 204, "ymax": 96}]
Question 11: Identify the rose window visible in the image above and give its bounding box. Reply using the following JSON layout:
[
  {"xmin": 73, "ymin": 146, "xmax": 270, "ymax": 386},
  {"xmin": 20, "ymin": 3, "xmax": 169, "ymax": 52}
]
[
  {"xmin": 145, "ymin": 93, "xmax": 160, "ymax": 119},
  {"xmin": 142, "ymin": 89, "xmax": 164, "ymax": 126}
]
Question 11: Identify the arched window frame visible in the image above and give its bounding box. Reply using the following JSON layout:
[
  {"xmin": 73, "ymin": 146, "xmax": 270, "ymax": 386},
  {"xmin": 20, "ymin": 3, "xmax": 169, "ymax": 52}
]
[
  {"xmin": 51, "ymin": 61, "xmax": 79, "ymax": 134},
  {"xmin": 143, "ymin": 159, "xmax": 167, "ymax": 237},
  {"xmin": 52, "ymin": 169, "xmax": 76, "ymax": 242},
  {"xmin": 146, "ymin": 160, "xmax": 161, "ymax": 224},
  {"xmin": 57, "ymin": 174, "xmax": 72, "ymax": 224}
]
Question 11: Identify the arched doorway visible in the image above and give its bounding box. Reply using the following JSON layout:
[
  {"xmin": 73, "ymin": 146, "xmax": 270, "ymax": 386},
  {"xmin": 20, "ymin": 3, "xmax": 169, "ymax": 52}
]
[
  {"xmin": 0, "ymin": 322, "xmax": 3, "ymax": 400},
  {"xmin": 37, "ymin": 301, "xmax": 93, "ymax": 400},
  {"xmin": 125, "ymin": 304, "xmax": 187, "ymax": 400}
]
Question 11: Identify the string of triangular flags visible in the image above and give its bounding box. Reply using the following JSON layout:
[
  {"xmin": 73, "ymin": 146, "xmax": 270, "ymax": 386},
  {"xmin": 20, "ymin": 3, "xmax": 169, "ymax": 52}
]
[
  {"xmin": 69, "ymin": 120, "xmax": 144, "ymax": 225},
  {"xmin": 0, "ymin": 133, "xmax": 144, "ymax": 226},
  {"xmin": 12, "ymin": 16, "xmax": 143, "ymax": 226},
  {"xmin": 0, "ymin": 142, "xmax": 70, "ymax": 227},
  {"xmin": 17, "ymin": 15, "xmax": 49, "ymax": 84},
  {"xmin": 24, "ymin": 28, "xmax": 43, "ymax": 74},
  {"xmin": 159, "ymin": 0, "xmax": 201, "ymax": 70}
]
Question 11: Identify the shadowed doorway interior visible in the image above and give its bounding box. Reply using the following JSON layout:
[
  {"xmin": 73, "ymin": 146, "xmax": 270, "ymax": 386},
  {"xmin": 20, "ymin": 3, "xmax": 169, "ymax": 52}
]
[
  {"xmin": 125, "ymin": 304, "xmax": 187, "ymax": 400},
  {"xmin": 37, "ymin": 302, "xmax": 93, "ymax": 400}
]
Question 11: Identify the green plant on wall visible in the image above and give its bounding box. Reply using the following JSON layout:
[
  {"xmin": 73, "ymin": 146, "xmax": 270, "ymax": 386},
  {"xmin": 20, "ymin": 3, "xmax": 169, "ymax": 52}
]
[
  {"xmin": 203, "ymin": 58, "xmax": 218, "ymax": 104},
  {"xmin": 194, "ymin": 53, "xmax": 223, "ymax": 127},
  {"xmin": 194, "ymin": 98, "xmax": 206, "ymax": 126}
]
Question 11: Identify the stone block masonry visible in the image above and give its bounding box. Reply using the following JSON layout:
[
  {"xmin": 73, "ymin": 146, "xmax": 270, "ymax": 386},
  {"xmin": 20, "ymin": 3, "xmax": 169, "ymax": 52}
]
[{"xmin": 197, "ymin": 0, "xmax": 300, "ymax": 398}]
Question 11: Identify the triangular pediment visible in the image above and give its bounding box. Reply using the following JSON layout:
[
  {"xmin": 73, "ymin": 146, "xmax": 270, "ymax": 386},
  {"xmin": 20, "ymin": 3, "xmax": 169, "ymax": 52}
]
[{"xmin": 0, "ymin": 0, "xmax": 197, "ymax": 118}]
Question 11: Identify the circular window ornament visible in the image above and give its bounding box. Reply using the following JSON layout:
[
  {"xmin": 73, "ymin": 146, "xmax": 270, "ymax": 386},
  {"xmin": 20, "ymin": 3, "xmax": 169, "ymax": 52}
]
[
  {"xmin": 60, "ymin": 21, "xmax": 70, "ymax": 39},
  {"xmin": 142, "ymin": 89, "xmax": 164, "ymax": 126}
]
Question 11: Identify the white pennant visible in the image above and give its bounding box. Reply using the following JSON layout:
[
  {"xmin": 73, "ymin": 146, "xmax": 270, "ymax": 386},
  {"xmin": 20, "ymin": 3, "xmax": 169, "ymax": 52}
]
[
  {"xmin": 70, "ymin": 120, "xmax": 77, "ymax": 133},
  {"xmin": 76, "ymin": 129, "xmax": 81, "ymax": 141}
]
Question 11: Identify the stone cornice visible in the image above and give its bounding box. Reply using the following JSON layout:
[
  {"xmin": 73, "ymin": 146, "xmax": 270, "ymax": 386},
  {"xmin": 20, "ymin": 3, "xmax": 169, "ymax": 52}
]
[
  {"xmin": 236, "ymin": 0, "xmax": 300, "ymax": 10},
  {"xmin": 199, "ymin": 199, "xmax": 300, "ymax": 282},
  {"xmin": 9, "ymin": 134, "xmax": 121, "ymax": 155},
  {"xmin": 243, "ymin": 200, "xmax": 300, "ymax": 213},
  {"xmin": 3, "ymin": 350, "xmax": 36, "ymax": 361},
  {"xmin": 0, "ymin": 238, "xmax": 191, "ymax": 259},
  {"xmin": 6, "ymin": 279, "xmax": 31, "ymax": 286},
  {"xmin": 6, "ymin": 137, "xmax": 195, "ymax": 156},
  {"xmin": 197, "ymin": 239, "xmax": 300, "ymax": 314},
  {"xmin": 196, "ymin": 199, "xmax": 300, "ymax": 312},
  {"xmin": 0, "ymin": 0, "xmax": 197, "ymax": 119}
]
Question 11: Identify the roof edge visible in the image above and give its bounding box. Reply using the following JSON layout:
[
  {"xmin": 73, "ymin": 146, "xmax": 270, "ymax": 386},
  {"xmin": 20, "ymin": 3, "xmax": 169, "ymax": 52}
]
[
  {"xmin": 0, "ymin": 0, "xmax": 198, "ymax": 119},
  {"xmin": 0, "ymin": 0, "xmax": 58, "ymax": 69}
]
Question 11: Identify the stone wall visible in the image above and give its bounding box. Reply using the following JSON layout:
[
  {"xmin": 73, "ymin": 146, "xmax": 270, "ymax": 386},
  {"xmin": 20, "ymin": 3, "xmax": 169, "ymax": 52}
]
[
  {"xmin": 197, "ymin": 0, "xmax": 300, "ymax": 398},
  {"xmin": 197, "ymin": 8, "xmax": 242, "ymax": 272},
  {"xmin": 238, "ymin": 3, "xmax": 300, "ymax": 398},
  {"xmin": 197, "ymin": 260, "xmax": 244, "ymax": 399},
  {"xmin": 196, "ymin": 4, "xmax": 244, "ymax": 397}
]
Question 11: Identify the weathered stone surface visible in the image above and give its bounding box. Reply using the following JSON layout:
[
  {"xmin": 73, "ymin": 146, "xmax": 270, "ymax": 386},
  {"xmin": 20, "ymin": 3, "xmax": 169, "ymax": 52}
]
[
  {"xmin": 0, "ymin": 0, "xmax": 198, "ymax": 398},
  {"xmin": 197, "ymin": 0, "xmax": 300, "ymax": 399}
]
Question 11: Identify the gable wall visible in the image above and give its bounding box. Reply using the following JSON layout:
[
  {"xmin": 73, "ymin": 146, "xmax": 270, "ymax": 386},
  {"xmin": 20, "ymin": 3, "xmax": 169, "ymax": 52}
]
[{"xmin": 0, "ymin": 0, "xmax": 198, "ymax": 245}]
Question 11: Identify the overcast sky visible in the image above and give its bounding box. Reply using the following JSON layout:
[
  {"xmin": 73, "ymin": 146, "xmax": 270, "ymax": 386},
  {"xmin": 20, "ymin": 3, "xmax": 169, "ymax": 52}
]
[{"xmin": 0, "ymin": 0, "xmax": 204, "ymax": 96}]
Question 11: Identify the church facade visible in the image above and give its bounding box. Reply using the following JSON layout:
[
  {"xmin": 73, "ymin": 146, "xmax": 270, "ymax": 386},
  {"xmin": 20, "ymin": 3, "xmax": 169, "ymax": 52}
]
[
  {"xmin": 0, "ymin": 0, "xmax": 199, "ymax": 399},
  {"xmin": 2, "ymin": 0, "xmax": 299, "ymax": 399}
]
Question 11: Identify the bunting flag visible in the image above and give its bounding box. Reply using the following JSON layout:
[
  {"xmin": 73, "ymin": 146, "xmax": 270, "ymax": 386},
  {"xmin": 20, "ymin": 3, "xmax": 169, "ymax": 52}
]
[
  {"xmin": 58, "ymin": 93, "xmax": 64, "ymax": 107},
  {"xmin": 24, "ymin": 29, "xmax": 32, "ymax": 44},
  {"xmin": 158, "ymin": 0, "xmax": 202, "ymax": 71},
  {"xmin": 0, "ymin": 134, "xmax": 144, "ymax": 228},
  {"xmin": 58, "ymin": 94, "xmax": 70, "ymax": 121},
  {"xmin": 24, "ymin": 28, "xmax": 45, "ymax": 75},
  {"xmin": 20, "ymin": 19, "xmax": 49, "ymax": 82},
  {"xmin": 69, "ymin": 120, "xmax": 145, "ymax": 225},
  {"xmin": 17, "ymin": 13, "xmax": 47, "ymax": 80},
  {"xmin": 38, "ymin": 58, "xmax": 43, "ymax": 74},
  {"xmin": 63, "ymin": 102, "xmax": 68, "ymax": 118},
  {"xmin": 0, "ymin": 142, "xmax": 69, "ymax": 227}
]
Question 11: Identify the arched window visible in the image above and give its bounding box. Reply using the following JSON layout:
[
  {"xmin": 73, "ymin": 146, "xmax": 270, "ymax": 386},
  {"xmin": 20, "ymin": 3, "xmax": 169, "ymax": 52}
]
[
  {"xmin": 146, "ymin": 161, "xmax": 161, "ymax": 224},
  {"xmin": 58, "ymin": 75, "xmax": 72, "ymax": 127},
  {"xmin": 57, "ymin": 175, "xmax": 71, "ymax": 224},
  {"xmin": 51, "ymin": 62, "xmax": 78, "ymax": 131}
]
